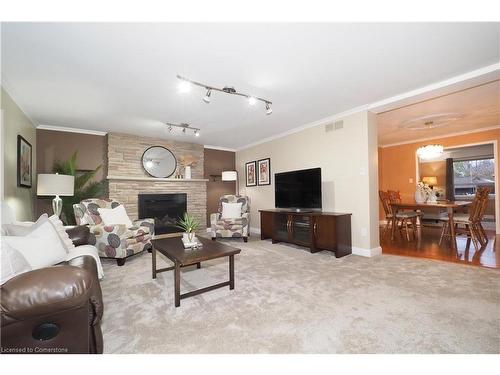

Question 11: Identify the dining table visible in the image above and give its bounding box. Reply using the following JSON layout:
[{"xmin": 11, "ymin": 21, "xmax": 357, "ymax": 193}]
[{"xmin": 390, "ymin": 200, "xmax": 472, "ymax": 250}]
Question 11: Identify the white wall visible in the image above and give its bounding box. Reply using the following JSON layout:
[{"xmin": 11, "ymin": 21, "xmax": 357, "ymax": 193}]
[
  {"xmin": 236, "ymin": 110, "xmax": 380, "ymax": 255},
  {"xmin": 1, "ymin": 87, "xmax": 37, "ymax": 221}
]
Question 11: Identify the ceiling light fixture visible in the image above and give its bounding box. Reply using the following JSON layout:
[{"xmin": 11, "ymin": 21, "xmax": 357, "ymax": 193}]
[
  {"xmin": 265, "ymin": 102, "xmax": 273, "ymax": 115},
  {"xmin": 400, "ymin": 113, "xmax": 463, "ymax": 131},
  {"xmin": 165, "ymin": 122, "xmax": 201, "ymax": 137},
  {"xmin": 177, "ymin": 75, "xmax": 273, "ymax": 114},
  {"xmin": 203, "ymin": 89, "xmax": 212, "ymax": 103},
  {"xmin": 417, "ymin": 144, "xmax": 444, "ymax": 160},
  {"xmin": 178, "ymin": 80, "xmax": 191, "ymax": 93}
]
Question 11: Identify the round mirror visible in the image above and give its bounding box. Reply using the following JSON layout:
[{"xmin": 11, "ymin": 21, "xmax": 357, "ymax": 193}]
[{"xmin": 141, "ymin": 146, "xmax": 177, "ymax": 178}]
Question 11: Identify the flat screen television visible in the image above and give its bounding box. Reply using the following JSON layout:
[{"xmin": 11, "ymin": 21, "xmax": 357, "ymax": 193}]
[{"xmin": 275, "ymin": 168, "xmax": 322, "ymax": 211}]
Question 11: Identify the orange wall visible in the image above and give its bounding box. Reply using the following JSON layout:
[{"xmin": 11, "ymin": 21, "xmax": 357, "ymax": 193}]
[{"xmin": 378, "ymin": 128, "xmax": 500, "ymax": 219}]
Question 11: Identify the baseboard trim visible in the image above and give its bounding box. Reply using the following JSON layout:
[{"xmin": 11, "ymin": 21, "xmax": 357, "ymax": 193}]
[
  {"xmin": 352, "ymin": 246, "xmax": 382, "ymax": 257},
  {"xmin": 250, "ymin": 226, "xmax": 261, "ymax": 235}
]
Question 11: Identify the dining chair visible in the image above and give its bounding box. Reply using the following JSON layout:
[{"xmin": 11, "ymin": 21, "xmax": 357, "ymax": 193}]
[
  {"xmin": 438, "ymin": 187, "xmax": 489, "ymax": 251},
  {"xmin": 379, "ymin": 190, "xmax": 419, "ymax": 241}
]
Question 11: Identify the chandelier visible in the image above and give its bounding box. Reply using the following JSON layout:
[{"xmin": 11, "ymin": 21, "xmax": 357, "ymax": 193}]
[{"xmin": 417, "ymin": 144, "xmax": 444, "ymax": 160}]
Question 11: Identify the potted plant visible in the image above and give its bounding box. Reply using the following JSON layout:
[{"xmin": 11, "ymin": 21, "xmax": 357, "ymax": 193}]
[{"xmin": 176, "ymin": 212, "xmax": 199, "ymax": 243}]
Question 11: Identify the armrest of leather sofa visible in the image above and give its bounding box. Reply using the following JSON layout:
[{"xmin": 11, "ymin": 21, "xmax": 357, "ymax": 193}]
[
  {"xmin": 1, "ymin": 265, "xmax": 94, "ymax": 322},
  {"xmin": 66, "ymin": 225, "xmax": 90, "ymax": 246}
]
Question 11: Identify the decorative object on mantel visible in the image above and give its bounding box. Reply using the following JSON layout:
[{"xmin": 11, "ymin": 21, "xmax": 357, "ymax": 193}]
[
  {"xmin": 417, "ymin": 144, "xmax": 444, "ymax": 160},
  {"xmin": 165, "ymin": 122, "xmax": 200, "ymax": 137},
  {"xmin": 257, "ymin": 158, "xmax": 271, "ymax": 186},
  {"xmin": 177, "ymin": 75, "xmax": 273, "ymax": 115},
  {"xmin": 142, "ymin": 146, "xmax": 177, "ymax": 178},
  {"xmin": 245, "ymin": 161, "xmax": 257, "ymax": 187},
  {"xmin": 222, "ymin": 171, "xmax": 239, "ymax": 195},
  {"xmin": 178, "ymin": 154, "xmax": 197, "ymax": 180},
  {"xmin": 17, "ymin": 135, "xmax": 32, "ymax": 188},
  {"xmin": 415, "ymin": 181, "xmax": 432, "ymax": 203},
  {"xmin": 176, "ymin": 212, "xmax": 200, "ymax": 248}
]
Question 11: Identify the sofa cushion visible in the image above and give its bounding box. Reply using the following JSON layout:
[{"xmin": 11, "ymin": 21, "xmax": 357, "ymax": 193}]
[{"xmin": 0, "ymin": 239, "xmax": 32, "ymax": 285}]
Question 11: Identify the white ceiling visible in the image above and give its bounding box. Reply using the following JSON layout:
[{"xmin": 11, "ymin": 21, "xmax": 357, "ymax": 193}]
[
  {"xmin": 378, "ymin": 80, "xmax": 500, "ymax": 146},
  {"xmin": 1, "ymin": 22, "xmax": 499, "ymax": 149}
]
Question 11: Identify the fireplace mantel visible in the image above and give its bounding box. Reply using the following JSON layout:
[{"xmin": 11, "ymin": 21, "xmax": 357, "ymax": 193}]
[{"xmin": 107, "ymin": 175, "xmax": 209, "ymax": 182}]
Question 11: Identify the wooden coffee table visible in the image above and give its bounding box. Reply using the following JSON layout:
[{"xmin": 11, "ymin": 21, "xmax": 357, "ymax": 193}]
[{"xmin": 151, "ymin": 236, "xmax": 241, "ymax": 307}]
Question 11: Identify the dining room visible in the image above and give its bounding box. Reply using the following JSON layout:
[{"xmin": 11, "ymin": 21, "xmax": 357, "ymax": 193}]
[{"xmin": 377, "ymin": 80, "xmax": 500, "ymax": 269}]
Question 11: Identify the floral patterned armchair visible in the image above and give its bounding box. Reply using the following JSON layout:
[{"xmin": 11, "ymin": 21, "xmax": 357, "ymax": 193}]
[
  {"xmin": 210, "ymin": 195, "xmax": 250, "ymax": 242},
  {"xmin": 73, "ymin": 198, "xmax": 154, "ymax": 266}
]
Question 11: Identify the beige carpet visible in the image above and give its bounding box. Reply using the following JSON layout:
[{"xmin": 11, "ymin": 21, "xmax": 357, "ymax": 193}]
[{"xmin": 100, "ymin": 237, "xmax": 500, "ymax": 353}]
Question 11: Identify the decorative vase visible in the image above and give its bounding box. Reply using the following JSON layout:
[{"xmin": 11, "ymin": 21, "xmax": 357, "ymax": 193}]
[
  {"xmin": 182, "ymin": 232, "xmax": 195, "ymax": 243},
  {"xmin": 427, "ymin": 190, "xmax": 437, "ymax": 203},
  {"xmin": 185, "ymin": 165, "xmax": 192, "ymax": 179},
  {"xmin": 415, "ymin": 189, "xmax": 427, "ymax": 203}
]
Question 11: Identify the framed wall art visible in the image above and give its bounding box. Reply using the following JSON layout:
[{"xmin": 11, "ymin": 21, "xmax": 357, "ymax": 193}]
[
  {"xmin": 17, "ymin": 135, "xmax": 32, "ymax": 188},
  {"xmin": 245, "ymin": 161, "xmax": 257, "ymax": 187},
  {"xmin": 257, "ymin": 158, "xmax": 271, "ymax": 186}
]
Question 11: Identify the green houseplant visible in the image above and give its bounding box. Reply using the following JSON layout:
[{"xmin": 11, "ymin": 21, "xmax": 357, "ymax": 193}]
[
  {"xmin": 52, "ymin": 151, "xmax": 104, "ymax": 225},
  {"xmin": 176, "ymin": 212, "xmax": 200, "ymax": 242}
]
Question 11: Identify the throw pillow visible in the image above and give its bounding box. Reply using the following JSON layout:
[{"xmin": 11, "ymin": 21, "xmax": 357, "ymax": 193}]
[
  {"xmin": 221, "ymin": 202, "xmax": 243, "ymax": 219},
  {"xmin": 3, "ymin": 220, "xmax": 69, "ymax": 269},
  {"xmin": 97, "ymin": 205, "xmax": 133, "ymax": 227},
  {"xmin": 48, "ymin": 215, "xmax": 76, "ymax": 252},
  {"xmin": 1, "ymin": 239, "xmax": 32, "ymax": 285},
  {"xmin": 3, "ymin": 213, "xmax": 48, "ymax": 236}
]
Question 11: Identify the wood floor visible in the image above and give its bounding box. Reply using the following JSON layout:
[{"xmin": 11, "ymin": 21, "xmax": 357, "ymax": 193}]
[{"xmin": 380, "ymin": 225, "xmax": 500, "ymax": 269}]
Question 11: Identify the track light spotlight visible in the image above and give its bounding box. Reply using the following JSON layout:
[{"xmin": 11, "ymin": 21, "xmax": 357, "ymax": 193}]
[
  {"xmin": 182, "ymin": 127, "xmax": 186, "ymax": 133},
  {"xmin": 194, "ymin": 130, "xmax": 200, "ymax": 137},
  {"xmin": 248, "ymin": 96, "xmax": 257, "ymax": 106},
  {"xmin": 203, "ymin": 89, "xmax": 212, "ymax": 103},
  {"xmin": 265, "ymin": 102, "xmax": 273, "ymax": 115},
  {"xmin": 178, "ymin": 80, "xmax": 191, "ymax": 93}
]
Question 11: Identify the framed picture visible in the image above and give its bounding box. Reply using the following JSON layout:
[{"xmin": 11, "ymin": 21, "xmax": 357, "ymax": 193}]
[
  {"xmin": 257, "ymin": 158, "xmax": 271, "ymax": 186},
  {"xmin": 17, "ymin": 135, "xmax": 32, "ymax": 188},
  {"xmin": 245, "ymin": 161, "xmax": 257, "ymax": 187}
]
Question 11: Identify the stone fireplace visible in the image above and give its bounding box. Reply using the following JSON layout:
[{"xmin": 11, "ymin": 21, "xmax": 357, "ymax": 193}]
[{"xmin": 106, "ymin": 133, "xmax": 207, "ymax": 232}]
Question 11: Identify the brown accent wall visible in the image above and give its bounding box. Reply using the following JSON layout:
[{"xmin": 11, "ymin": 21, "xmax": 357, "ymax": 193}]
[
  {"xmin": 204, "ymin": 148, "xmax": 236, "ymax": 225},
  {"xmin": 36, "ymin": 129, "xmax": 107, "ymax": 217}
]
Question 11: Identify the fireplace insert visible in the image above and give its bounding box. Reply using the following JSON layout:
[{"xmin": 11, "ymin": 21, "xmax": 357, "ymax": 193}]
[{"xmin": 138, "ymin": 193, "xmax": 187, "ymax": 235}]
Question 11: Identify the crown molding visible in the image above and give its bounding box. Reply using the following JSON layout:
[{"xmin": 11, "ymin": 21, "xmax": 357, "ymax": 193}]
[
  {"xmin": 37, "ymin": 124, "xmax": 108, "ymax": 136},
  {"xmin": 204, "ymin": 145, "xmax": 237, "ymax": 152},
  {"xmin": 236, "ymin": 63, "xmax": 500, "ymax": 152},
  {"xmin": 379, "ymin": 125, "xmax": 500, "ymax": 149}
]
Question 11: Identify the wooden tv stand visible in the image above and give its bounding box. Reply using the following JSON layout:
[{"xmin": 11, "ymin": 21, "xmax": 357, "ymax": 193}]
[{"xmin": 259, "ymin": 209, "xmax": 352, "ymax": 257}]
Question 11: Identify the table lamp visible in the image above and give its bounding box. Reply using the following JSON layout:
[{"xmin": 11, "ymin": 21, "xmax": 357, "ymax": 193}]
[
  {"xmin": 222, "ymin": 171, "xmax": 239, "ymax": 196},
  {"xmin": 37, "ymin": 173, "xmax": 75, "ymax": 216},
  {"xmin": 422, "ymin": 176, "xmax": 438, "ymax": 189}
]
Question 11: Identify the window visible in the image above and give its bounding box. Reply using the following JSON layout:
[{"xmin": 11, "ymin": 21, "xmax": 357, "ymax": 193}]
[{"xmin": 453, "ymin": 158, "xmax": 495, "ymax": 196}]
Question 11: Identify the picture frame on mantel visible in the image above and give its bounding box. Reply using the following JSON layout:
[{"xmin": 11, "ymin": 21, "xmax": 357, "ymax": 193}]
[
  {"xmin": 17, "ymin": 135, "xmax": 32, "ymax": 188},
  {"xmin": 257, "ymin": 158, "xmax": 271, "ymax": 186},
  {"xmin": 245, "ymin": 161, "xmax": 257, "ymax": 187}
]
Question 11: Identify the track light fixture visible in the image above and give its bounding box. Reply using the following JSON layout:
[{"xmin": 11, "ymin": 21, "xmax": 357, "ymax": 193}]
[
  {"xmin": 203, "ymin": 89, "xmax": 212, "ymax": 103},
  {"xmin": 177, "ymin": 75, "xmax": 273, "ymax": 114},
  {"xmin": 265, "ymin": 102, "xmax": 273, "ymax": 115},
  {"xmin": 165, "ymin": 122, "xmax": 201, "ymax": 137}
]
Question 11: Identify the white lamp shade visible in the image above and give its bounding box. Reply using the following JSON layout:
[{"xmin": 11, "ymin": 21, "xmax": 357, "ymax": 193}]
[
  {"xmin": 37, "ymin": 174, "xmax": 75, "ymax": 196},
  {"xmin": 222, "ymin": 171, "xmax": 237, "ymax": 181}
]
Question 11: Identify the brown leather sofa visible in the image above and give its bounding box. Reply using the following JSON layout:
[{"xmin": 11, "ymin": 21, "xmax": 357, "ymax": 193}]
[{"xmin": 1, "ymin": 226, "xmax": 104, "ymax": 354}]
